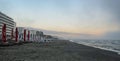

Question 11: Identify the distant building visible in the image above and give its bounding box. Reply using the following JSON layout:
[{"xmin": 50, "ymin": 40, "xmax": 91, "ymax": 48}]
[
  {"xmin": 17, "ymin": 27, "xmax": 44, "ymax": 42},
  {"xmin": 17, "ymin": 27, "xmax": 24, "ymax": 41},
  {"xmin": 43, "ymin": 35, "xmax": 57, "ymax": 42},
  {"xmin": 0, "ymin": 12, "xmax": 16, "ymax": 40}
]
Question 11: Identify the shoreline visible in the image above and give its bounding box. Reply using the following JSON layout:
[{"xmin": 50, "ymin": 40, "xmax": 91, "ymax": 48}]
[
  {"xmin": 0, "ymin": 40, "xmax": 120, "ymax": 61},
  {"xmin": 69, "ymin": 40, "xmax": 120, "ymax": 55}
]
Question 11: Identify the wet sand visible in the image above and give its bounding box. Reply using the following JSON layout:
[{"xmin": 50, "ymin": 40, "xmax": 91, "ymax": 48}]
[{"xmin": 0, "ymin": 40, "xmax": 120, "ymax": 61}]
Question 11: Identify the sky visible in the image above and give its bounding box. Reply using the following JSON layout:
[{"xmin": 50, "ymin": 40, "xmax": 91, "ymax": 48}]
[{"xmin": 0, "ymin": 0, "xmax": 120, "ymax": 40}]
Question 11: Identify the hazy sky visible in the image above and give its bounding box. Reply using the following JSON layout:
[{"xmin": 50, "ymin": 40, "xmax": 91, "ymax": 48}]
[{"xmin": 0, "ymin": 0, "xmax": 120, "ymax": 39}]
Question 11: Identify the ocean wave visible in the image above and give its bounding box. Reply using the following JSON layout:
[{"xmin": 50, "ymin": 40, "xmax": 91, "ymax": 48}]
[{"xmin": 72, "ymin": 39, "xmax": 120, "ymax": 55}]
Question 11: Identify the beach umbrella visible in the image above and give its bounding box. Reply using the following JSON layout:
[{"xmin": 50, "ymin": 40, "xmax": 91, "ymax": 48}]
[
  {"xmin": 28, "ymin": 31, "xmax": 30, "ymax": 41},
  {"xmin": 24, "ymin": 29, "xmax": 26, "ymax": 42},
  {"xmin": 2, "ymin": 23, "xmax": 6, "ymax": 43},
  {"xmin": 11, "ymin": 28, "xmax": 13, "ymax": 40},
  {"xmin": 15, "ymin": 28, "xmax": 18, "ymax": 42}
]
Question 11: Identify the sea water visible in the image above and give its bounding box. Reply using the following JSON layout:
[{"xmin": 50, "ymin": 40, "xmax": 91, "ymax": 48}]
[{"xmin": 71, "ymin": 39, "xmax": 120, "ymax": 55}]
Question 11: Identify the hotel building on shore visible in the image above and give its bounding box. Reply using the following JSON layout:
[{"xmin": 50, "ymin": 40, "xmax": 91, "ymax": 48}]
[{"xmin": 0, "ymin": 12, "xmax": 16, "ymax": 41}]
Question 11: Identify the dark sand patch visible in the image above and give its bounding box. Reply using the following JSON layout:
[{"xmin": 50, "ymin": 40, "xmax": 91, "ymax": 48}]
[{"xmin": 0, "ymin": 40, "xmax": 120, "ymax": 61}]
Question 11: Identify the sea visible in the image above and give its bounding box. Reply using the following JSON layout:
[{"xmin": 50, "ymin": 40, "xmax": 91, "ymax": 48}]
[{"xmin": 70, "ymin": 39, "xmax": 120, "ymax": 55}]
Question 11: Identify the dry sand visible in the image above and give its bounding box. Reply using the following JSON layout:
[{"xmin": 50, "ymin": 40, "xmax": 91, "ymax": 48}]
[{"xmin": 0, "ymin": 40, "xmax": 120, "ymax": 61}]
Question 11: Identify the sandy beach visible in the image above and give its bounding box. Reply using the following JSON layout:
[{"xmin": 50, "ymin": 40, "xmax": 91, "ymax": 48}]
[{"xmin": 0, "ymin": 40, "xmax": 120, "ymax": 61}]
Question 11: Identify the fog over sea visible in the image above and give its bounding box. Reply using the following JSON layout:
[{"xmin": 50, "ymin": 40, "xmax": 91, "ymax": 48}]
[{"xmin": 71, "ymin": 39, "xmax": 120, "ymax": 55}]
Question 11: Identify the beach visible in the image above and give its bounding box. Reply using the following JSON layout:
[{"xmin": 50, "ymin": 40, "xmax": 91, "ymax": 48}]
[{"xmin": 0, "ymin": 40, "xmax": 120, "ymax": 61}]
